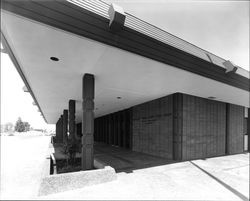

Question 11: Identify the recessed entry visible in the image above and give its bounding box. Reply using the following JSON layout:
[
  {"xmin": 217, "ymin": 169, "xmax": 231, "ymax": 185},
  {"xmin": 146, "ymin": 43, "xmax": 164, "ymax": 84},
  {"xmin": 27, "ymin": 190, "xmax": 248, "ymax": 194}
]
[
  {"xmin": 50, "ymin": 57, "xmax": 59, "ymax": 61},
  {"xmin": 117, "ymin": 96, "xmax": 122, "ymax": 99}
]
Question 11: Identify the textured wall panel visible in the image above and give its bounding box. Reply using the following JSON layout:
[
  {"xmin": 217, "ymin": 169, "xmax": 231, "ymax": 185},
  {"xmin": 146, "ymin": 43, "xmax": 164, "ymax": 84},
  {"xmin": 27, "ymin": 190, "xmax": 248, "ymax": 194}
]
[
  {"xmin": 182, "ymin": 94, "xmax": 226, "ymax": 160},
  {"xmin": 132, "ymin": 95, "xmax": 173, "ymax": 159},
  {"xmin": 226, "ymin": 104, "xmax": 244, "ymax": 154},
  {"xmin": 173, "ymin": 93, "xmax": 183, "ymax": 160}
]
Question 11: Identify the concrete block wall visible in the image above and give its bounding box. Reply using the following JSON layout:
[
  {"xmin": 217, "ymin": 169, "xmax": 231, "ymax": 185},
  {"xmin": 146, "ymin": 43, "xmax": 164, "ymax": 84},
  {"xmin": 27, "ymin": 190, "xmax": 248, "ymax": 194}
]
[
  {"xmin": 226, "ymin": 104, "xmax": 244, "ymax": 154},
  {"xmin": 181, "ymin": 94, "xmax": 226, "ymax": 160},
  {"xmin": 92, "ymin": 92, "xmax": 245, "ymax": 161},
  {"xmin": 132, "ymin": 95, "xmax": 173, "ymax": 159}
]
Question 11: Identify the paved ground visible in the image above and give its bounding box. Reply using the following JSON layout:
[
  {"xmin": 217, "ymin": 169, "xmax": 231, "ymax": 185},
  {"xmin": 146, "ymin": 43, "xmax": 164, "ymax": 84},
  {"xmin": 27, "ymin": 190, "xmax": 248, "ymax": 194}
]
[
  {"xmin": 52, "ymin": 142, "xmax": 173, "ymax": 172},
  {"xmin": 41, "ymin": 150, "xmax": 249, "ymax": 200},
  {"xmin": 1, "ymin": 136, "xmax": 249, "ymax": 200},
  {"xmin": 95, "ymin": 143, "xmax": 174, "ymax": 173},
  {"xmin": 0, "ymin": 135, "xmax": 51, "ymax": 200}
]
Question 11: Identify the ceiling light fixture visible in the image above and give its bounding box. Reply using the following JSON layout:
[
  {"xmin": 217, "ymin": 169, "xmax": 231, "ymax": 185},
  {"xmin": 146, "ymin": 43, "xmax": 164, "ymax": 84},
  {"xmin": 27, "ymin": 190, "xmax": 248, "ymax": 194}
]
[{"xmin": 50, "ymin": 57, "xmax": 59, "ymax": 61}]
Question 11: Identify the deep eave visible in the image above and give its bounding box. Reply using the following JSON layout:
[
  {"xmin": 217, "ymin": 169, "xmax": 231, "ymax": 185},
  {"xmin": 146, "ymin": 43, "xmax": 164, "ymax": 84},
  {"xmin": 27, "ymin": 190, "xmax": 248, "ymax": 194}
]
[
  {"xmin": 1, "ymin": 0, "xmax": 249, "ymax": 92},
  {"xmin": 1, "ymin": 32, "xmax": 48, "ymax": 123}
]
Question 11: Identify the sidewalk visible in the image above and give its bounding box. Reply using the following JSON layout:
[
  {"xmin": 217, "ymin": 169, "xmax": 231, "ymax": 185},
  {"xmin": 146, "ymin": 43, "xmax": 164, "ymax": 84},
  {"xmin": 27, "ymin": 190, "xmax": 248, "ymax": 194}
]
[
  {"xmin": 40, "ymin": 153, "xmax": 249, "ymax": 200},
  {"xmin": 1, "ymin": 135, "xmax": 248, "ymax": 200},
  {"xmin": 0, "ymin": 135, "xmax": 51, "ymax": 200}
]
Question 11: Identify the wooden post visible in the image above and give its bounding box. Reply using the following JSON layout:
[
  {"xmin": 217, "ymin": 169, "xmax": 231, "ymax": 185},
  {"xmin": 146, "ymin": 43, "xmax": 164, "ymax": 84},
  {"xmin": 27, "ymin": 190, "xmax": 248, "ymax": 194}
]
[
  {"xmin": 117, "ymin": 112, "xmax": 121, "ymax": 147},
  {"xmin": 69, "ymin": 100, "xmax": 76, "ymax": 141},
  {"xmin": 81, "ymin": 74, "xmax": 94, "ymax": 170},
  {"xmin": 122, "ymin": 111, "xmax": 126, "ymax": 148},
  {"xmin": 59, "ymin": 115, "xmax": 63, "ymax": 143},
  {"xmin": 108, "ymin": 115, "xmax": 112, "ymax": 145},
  {"xmin": 63, "ymin": 110, "xmax": 68, "ymax": 144},
  {"xmin": 248, "ymin": 108, "xmax": 250, "ymax": 152},
  {"xmin": 55, "ymin": 119, "xmax": 59, "ymax": 142}
]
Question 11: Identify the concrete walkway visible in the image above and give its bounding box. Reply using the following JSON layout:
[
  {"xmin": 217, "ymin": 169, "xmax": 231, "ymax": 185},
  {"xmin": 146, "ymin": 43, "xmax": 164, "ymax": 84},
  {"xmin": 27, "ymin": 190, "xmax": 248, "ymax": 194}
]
[
  {"xmin": 40, "ymin": 153, "xmax": 249, "ymax": 200},
  {"xmin": 0, "ymin": 135, "xmax": 51, "ymax": 200},
  {"xmin": 1, "ymin": 135, "xmax": 248, "ymax": 200},
  {"xmin": 94, "ymin": 143, "xmax": 173, "ymax": 173}
]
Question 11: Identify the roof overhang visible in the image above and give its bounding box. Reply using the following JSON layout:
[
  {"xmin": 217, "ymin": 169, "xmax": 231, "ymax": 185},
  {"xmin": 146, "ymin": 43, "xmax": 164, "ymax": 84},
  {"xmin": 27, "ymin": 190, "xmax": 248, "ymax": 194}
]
[{"xmin": 1, "ymin": 0, "xmax": 249, "ymax": 124}]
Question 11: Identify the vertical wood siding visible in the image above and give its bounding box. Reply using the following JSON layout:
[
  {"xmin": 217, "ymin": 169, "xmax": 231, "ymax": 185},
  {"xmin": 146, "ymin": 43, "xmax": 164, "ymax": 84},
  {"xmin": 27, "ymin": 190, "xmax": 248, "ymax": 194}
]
[{"xmin": 94, "ymin": 109, "xmax": 132, "ymax": 149}]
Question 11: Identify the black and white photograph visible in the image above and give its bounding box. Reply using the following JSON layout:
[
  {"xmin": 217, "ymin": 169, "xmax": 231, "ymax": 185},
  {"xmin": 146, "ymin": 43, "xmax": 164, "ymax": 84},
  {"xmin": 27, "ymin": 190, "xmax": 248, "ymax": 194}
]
[{"xmin": 0, "ymin": 0, "xmax": 249, "ymax": 200}]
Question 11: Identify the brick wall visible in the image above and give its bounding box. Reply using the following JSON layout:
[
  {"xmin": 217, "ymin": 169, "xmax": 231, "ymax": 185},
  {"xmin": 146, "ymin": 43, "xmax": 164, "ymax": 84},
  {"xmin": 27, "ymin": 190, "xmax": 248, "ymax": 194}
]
[{"xmin": 132, "ymin": 95, "xmax": 173, "ymax": 159}]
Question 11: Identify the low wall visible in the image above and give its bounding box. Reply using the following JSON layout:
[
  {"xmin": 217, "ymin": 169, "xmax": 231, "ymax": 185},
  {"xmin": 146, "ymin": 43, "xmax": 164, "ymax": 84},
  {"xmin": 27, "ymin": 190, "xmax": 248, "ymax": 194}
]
[{"xmin": 39, "ymin": 164, "xmax": 117, "ymax": 196}]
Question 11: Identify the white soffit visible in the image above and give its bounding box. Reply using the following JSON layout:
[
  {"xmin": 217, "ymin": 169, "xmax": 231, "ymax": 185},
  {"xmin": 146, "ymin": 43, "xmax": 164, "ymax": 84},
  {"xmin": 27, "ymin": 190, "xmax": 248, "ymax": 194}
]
[{"xmin": 2, "ymin": 11, "xmax": 249, "ymax": 123}]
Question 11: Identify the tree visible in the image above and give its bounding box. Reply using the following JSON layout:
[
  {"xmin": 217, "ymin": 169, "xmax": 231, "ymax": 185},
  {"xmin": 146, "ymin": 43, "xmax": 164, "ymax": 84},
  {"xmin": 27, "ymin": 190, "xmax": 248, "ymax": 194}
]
[
  {"xmin": 15, "ymin": 117, "xmax": 25, "ymax": 132},
  {"xmin": 24, "ymin": 122, "xmax": 30, "ymax": 132},
  {"xmin": 4, "ymin": 122, "xmax": 14, "ymax": 132},
  {"xmin": 14, "ymin": 117, "xmax": 30, "ymax": 132}
]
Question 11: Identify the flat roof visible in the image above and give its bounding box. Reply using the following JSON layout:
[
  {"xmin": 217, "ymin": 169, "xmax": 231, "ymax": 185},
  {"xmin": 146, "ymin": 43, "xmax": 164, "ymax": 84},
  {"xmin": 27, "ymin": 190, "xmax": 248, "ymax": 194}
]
[
  {"xmin": 1, "ymin": 0, "xmax": 249, "ymax": 123},
  {"xmin": 69, "ymin": 0, "xmax": 249, "ymax": 78}
]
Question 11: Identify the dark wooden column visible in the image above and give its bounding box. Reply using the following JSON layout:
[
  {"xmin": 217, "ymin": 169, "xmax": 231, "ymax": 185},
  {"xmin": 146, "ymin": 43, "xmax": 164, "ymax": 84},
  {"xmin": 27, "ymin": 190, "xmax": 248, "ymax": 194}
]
[
  {"xmin": 96, "ymin": 119, "xmax": 99, "ymax": 142},
  {"xmin": 101, "ymin": 118, "xmax": 104, "ymax": 142},
  {"xmin": 248, "ymin": 108, "xmax": 250, "ymax": 152},
  {"xmin": 105, "ymin": 116, "xmax": 109, "ymax": 144},
  {"xmin": 104, "ymin": 117, "xmax": 108, "ymax": 143},
  {"xmin": 63, "ymin": 110, "xmax": 68, "ymax": 144},
  {"xmin": 82, "ymin": 74, "xmax": 95, "ymax": 170},
  {"xmin": 55, "ymin": 120, "xmax": 59, "ymax": 142},
  {"xmin": 122, "ymin": 111, "xmax": 126, "ymax": 148},
  {"xmin": 58, "ymin": 115, "xmax": 63, "ymax": 143},
  {"xmin": 111, "ymin": 114, "xmax": 114, "ymax": 145},
  {"xmin": 108, "ymin": 115, "xmax": 112, "ymax": 145},
  {"xmin": 114, "ymin": 113, "xmax": 118, "ymax": 145},
  {"xmin": 69, "ymin": 100, "xmax": 76, "ymax": 141},
  {"xmin": 117, "ymin": 112, "xmax": 121, "ymax": 147}
]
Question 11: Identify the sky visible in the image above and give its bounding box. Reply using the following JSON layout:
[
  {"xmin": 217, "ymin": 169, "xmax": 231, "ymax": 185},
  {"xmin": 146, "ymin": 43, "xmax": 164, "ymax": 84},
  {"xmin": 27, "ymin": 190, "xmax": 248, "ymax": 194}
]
[
  {"xmin": 0, "ymin": 52, "xmax": 53, "ymax": 130},
  {"xmin": 0, "ymin": 0, "xmax": 249, "ymax": 129},
  {"xmin": 105, "ymin": 0, "xmax": 249, "ymax": 69}
]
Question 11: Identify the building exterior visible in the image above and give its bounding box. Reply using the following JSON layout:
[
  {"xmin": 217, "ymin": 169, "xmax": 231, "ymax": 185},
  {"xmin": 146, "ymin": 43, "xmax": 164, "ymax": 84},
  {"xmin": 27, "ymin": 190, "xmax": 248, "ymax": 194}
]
[{"xmin": 1, "ymin": 0, "xmax": 249, "ymax": 169}]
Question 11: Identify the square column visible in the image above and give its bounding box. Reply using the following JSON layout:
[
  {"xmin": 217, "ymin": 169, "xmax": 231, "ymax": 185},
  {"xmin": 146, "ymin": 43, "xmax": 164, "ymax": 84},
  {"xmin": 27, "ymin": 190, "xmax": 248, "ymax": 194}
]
[
  {"xmin": 82, "ymin": 74, "xmax": 95, "ymax": 170},
  {"xmin": 55, "ymin": 120, "xmax": 59, "ymax": 142},
  {"xmin": 56, "ymin": 116, "xmax": 63, "ymax": 143},
  {"xmin": 248, "ymin": 108, "xmax": 250, "ymax": 152},
  {"xmin": 63, "ymin": 110, "xmax": 68, "ymax": 144},
  {"xmin": 69, "ymin": 100, "xmax": 76, "ymax": 141}
]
